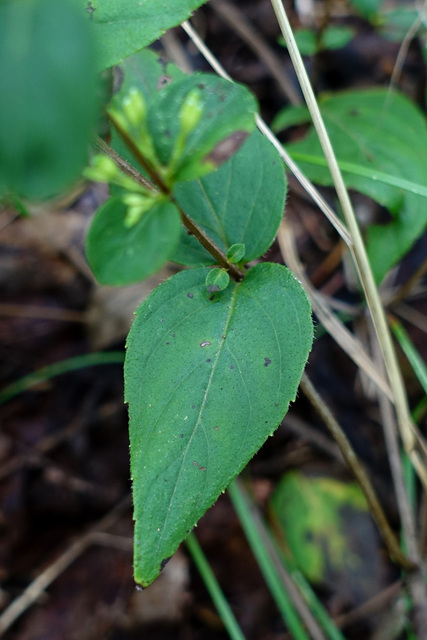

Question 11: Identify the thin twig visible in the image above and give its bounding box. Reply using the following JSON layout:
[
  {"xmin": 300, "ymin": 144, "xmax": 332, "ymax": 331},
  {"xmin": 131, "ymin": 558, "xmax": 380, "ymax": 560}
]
[
  {"xmin": 390, "ymin": 254, "xmax": 427, "ymax": 306},
  {"xmin": 386, "ymin": 1, "xmax": 425, "ymax": 102},
  {"xmin": 277, "ymin": 221, "xmax": 392, "ymax": 399},
  {"xmin": 371, "ymin": 331, "xmax": 420, "ymax": 563},
  {"xmin": 300, "ymin": 374, "xmax": 416, "ymax": 572},
  {"xmin": 269, "ymin": 0, "xmax": 423, "ymax": 479},
  {"xmin": 393, "ymin": 302, "xmax": 427, "ymax": 335},
  {"xmin": 0, "ymin": 496, "xmax": 131, "ymax": 636},
  {"xmin": 0, "ymin": 303, "xmax": 86, "ymax": 323},
  {"xmin": 211, "ymin": 0, "xmax": 302, "ymax": 105},
  {"xmin": 334, "ymin": 580, "xmax": 402, "ymax": 630},
  {"xmin": 92, "ymin": 136, "xmax": 157, "ymax": 193}
]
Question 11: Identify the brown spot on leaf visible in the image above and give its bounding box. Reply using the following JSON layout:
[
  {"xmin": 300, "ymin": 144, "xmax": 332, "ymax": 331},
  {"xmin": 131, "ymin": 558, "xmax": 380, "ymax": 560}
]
[
  {"xmin": 199, "ymin": 466, "xmax": 207, "ymax": 471},
  {"xmin": 158, "ymin": 75, "xmax": 172, "ymax": 90},
  {"xmin": 207, "ymin": 284, "xmax": 221, "ymax": 294},
  {"xmin": 112, "ymin": 66, "xmax": 124, "ymax": 94},
  {"xmin": 204, "ymin": 131, "xmax": 249, "ymax": 167},
  {"xmin": 85, "ymin": 1, "xmax": 96, "ymax": 19}
]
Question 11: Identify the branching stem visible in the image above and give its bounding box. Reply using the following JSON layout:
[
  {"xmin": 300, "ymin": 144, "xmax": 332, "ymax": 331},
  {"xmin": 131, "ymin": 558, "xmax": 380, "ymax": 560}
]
[{"xmin": 95, "ymin": 120, "xmax": 244, "ymax": 282}]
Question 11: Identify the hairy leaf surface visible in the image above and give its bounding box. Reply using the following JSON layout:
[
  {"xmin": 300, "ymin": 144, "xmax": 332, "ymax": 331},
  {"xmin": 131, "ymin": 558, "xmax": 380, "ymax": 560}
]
[
  {"xmin": 125, "ymin": 264, "xmax": 313, "ymax": 586},
  {"xmin": 86, "ymin": 197, "xmax": 181, "ymax": 285},
  {"xmin": 79, "ymin": 0, "xmax": 209, "ymax": 70},
  {"xmin": 286, "ymin": 89, "xmax": 427, "ymax": 282},
  {"xmin": 172, "ymin": 130, "xmax": 287, "ymax": 265}
]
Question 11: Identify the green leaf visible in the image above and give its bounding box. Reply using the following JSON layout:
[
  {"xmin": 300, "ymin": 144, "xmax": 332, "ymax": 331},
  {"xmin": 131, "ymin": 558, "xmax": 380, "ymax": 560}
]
[
  {"xmin": 270, "ymin": 472, "xmax": 381, "ymax": 602},
  {"xmin": 380, "ymin": 9, "xmax": 420, "ymax": 42},
  {"xmin": 125, "ymin": 263, "xmax": 313, "ymax": 586},
  {"xmin": 0, "ymin": 0, "xmax": 98, "ymax": 200},
  {"xmin": 321, "ymin": 26, "xmax": 355, "ymax": 50},
  {"xmin": 347, "ymin": 0, "xmax": 381, "ymax": 20},
  {"xmin": 287, "ymin": 89, "xmax": 427, "ymax": 282},
  {"xmin": 114, "ymin": 49, "xmax": 185, "ymax": 107},
  {"xmin": 279, "ymin": 26, "xmax": 355, "ymax": 56},
  {"xmin": 272, "ymin": 105, "xmax": 311, "ymax": 133},
  {"xmin": 205, "ymin": 268, "xmax": 230, "ymax": 293},
  {"xmin": 172, "ymin": 130, "xmax": 287, "ymax": 265},
  {"xmin": 79, "ymin": 0, "xmax": 209, "ymax": 71},
  {"xmin": 227, "ymin": 244, "xmax": 246, "ymax": 264},
  {"xmin": 146, "ymin": 74, "xmax": 257, "ymax": 183},
  {"xmin": 86, "ymin": 196, "xmax": 181, "ymax": 285}
]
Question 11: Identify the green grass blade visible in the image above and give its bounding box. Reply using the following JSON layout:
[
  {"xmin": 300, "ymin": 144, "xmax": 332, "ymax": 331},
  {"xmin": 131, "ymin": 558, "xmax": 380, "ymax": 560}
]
[
  {"xmin": 283, "ymin": 565, "xmax": 346, "ymax": 640},
  {"xmin": 228, "ymin": 480, "xmax": 311, "ymax": 640},
  {"xmin": 291, "ymin": 151, "xmax": 427, "ymax": 199},
  {"xmin": 185, "ymin": 532, "xmax": 247, "ymax": 640},
  {"xmin": 0, "ymin": 351, "xmax": 125, "ymax": 406},
  {"xmin": 390, "ymin": 318, "xmax": 427, "ymax": 394},
  {"xmin": 413, "ymin": 395, "xmax": 427, "ymax": 424}
]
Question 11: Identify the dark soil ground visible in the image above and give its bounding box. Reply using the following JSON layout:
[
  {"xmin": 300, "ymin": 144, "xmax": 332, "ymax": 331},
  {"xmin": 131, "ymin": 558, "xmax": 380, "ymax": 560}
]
[{"xmin": 1, "ymin": 1, "xmax": 427, "ymax": 639}]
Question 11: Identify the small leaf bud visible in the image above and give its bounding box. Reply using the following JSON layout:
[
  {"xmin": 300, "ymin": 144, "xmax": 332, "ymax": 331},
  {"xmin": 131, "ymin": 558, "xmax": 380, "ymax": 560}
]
[
  {"xmin": 122, "ymin": 87, "xmax": 147, "ymax": 127},
  {"xmin": 205, "ymin": 268, "xmax": 230, "ymax": 294},
  {"xmin": 179, "ymin": 88, "xmax": 204, "ymax": 138},
  {"xmin": 84, "ymin": 154, "xmax": 119, "ymax": 183},
  {"xmin": 227, "ymin": 243, "xmax": 246, "ymax": 264},
  {"xmin": 122, "ymin": 193, "xmax": 156, "ymax": 228}
]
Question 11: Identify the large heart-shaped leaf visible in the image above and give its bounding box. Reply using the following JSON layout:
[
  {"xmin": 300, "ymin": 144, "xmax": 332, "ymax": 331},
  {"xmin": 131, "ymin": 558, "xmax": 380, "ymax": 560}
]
[
  {"xmin": 286, "ymin": 89, "xmax": 427, "ymax": 282},
  {"xmin": 0, "ymin": 0, "xmax": 98, "ymax": 200},
  {"xmin": 79, "ymin": 0, "xmax": 209, "ymax": 71},
  {"xmin": 125, "ymin": 263, "xmax": 313, "ymax": 586},
  {"xmin": 172, "ymin": 130, "xmax": 287, "ymax": 265}
]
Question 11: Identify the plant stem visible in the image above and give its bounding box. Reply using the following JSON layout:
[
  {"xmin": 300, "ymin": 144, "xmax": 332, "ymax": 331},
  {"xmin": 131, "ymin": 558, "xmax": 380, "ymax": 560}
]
[
  {"xmin": 101, "ymin": 117, "xmax": 244, "ymax": 282},
  {"xmin": 176, "ymin": 205, "xmax": 244, "ymax": 280},
  {"xmin": 92, "ymin": 136, "xmax": 157, "ymax": 193},
  {"xmin": 185, "ymin": 532, "xmax": 247, "ymax": 640},
  {"xmin": 269, "ymin": 0, "xmax": 426, "ymax": 486},
  {"xmin": 300, "ymin": 374, "xmax": 416, "ymax": 572}
]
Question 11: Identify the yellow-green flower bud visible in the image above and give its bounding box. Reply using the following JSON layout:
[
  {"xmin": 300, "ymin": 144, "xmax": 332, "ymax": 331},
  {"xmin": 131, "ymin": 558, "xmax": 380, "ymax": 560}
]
[
  {"xmin": 122, "ymin": 87, "xmax": 147, "ymax": 128},
  {"xmin": 107, "ymin": 105, "xmax": 131, "ymax": 134},
  {"xmin": 179, "ymin": 88, "xmax": 204, "ymax": 138},
  {"xmin": 122, "ymin": 193, "xmax": 156, "ymax": 228},
  {"xmin": 84, "ymin": 155, "xmax": 119, "ymax": 183}
]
